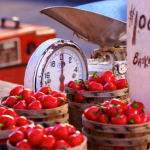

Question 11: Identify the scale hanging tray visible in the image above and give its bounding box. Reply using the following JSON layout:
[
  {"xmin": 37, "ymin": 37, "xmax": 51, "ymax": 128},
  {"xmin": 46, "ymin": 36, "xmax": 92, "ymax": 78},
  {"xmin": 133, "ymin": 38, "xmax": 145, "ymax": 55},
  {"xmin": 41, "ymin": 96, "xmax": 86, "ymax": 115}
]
[{"xmin": 41, "ymin": 0, "xmax": 127, "ymax": 47}]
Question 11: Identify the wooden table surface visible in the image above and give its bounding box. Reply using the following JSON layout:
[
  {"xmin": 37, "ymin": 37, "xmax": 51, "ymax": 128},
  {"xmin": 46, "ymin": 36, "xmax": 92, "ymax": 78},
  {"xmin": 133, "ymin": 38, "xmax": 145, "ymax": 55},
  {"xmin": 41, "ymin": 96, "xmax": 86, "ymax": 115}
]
[{"xmin": 0, "ymin": 80, "xmax": 21, "ymax": 97}]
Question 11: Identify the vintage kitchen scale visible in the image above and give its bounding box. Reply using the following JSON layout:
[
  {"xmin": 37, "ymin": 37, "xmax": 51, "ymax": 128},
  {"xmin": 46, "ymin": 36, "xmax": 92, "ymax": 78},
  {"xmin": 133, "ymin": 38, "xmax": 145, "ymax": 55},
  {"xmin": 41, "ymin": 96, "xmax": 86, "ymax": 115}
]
[{"xmin": 24, "ymin": 0, "xmax": 127, "ymax": 93}]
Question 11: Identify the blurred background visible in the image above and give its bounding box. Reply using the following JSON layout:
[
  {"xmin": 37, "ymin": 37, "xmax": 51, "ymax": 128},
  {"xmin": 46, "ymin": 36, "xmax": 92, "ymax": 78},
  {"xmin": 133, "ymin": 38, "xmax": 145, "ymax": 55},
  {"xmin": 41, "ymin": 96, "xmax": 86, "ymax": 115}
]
[
  {"xmin": 0, "ymin": 0, "xmax": 104, "ymax": 84},
  {"xmin": 0, "ymin": 0, "xmax": 100, "ymax": 57}
]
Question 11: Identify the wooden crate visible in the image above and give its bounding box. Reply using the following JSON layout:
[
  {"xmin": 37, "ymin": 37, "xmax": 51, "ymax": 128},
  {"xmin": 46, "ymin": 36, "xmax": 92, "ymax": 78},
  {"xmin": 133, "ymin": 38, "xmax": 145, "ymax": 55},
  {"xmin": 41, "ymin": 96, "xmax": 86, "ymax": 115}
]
[
  {"xmin": 82, "ymin": 114, "xmax": 150, "ymax": 150},
  {"xmin": 0, "ymin": 97, "xmax": 68, "ymax": 127},
  {"xmin": 65, "ymin": 86, "xmax": 130, "ymax": 130},
  {"xmin": 7, "ymin": 136, "xmax": 88, "ymax": 150}
]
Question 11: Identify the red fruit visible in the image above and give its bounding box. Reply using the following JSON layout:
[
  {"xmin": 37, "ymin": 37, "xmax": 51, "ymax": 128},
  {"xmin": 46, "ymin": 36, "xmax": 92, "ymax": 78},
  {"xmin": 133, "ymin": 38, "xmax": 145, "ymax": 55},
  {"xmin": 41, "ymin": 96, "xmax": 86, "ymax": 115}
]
[
  {"xmin": 13, "ymin": 100, "xmax": 27, "ymax": 109},
  {"xmin": 65, "ymin": 123, "xmax": 76, "ymax": 135},
  {"xmin": 111, "ymin": 114, "xmax": 127, "ymax": 125},
  {"xmin": 40, "ymin": 135, "xmax": 56, "ymax": 149},
  {"xmin": 67, "ymin": 131, "xmax": 84, "ymax": 147},
  {"xmin": 32, "ymin": 124, "xmax": 45, "ymax": 134},
  {"xmin": 104, "ymin": 71, "xmax": 115, "ymax": 79},
  {"xmin": 127, "ymin": 114, "xmax": 143, "ymax": 124},
  {"xmin": 3, "ymin": 108, "xmax": 18, "ymax": 120},
  {"xmin": 0, "ymin": 115, "xmax": 16, "ymax": 128},
  {"xmin": 49, "ymin": 90, "xmax": 59, "ymax": 96},
  {"xmin": 38, "ymin": 86, "xmax": 52, "ymax": 95},
  {"xmin": 26, "ymin": 96, "xmax": 36, "ymax": 105},
  {"xmin": 106, "ymin": 104, "xmax": 123, "ymax": 118},
  {"xmin": 74, "ymin": 89, "xmax": 87, "ymax": 103},
  {"xmin": 4, "ymin": 125, "xmax": 17, "ymax": 130},
  {"xmin": 89, "ymin": 71, "xmax": 99, "ymax": 82},
  {"xmin": 57, "ymin": 97, "xmax": 66, "ymax": 106},
  {"xmin": 27, "ymin": 100, "xmax": 43, "ymax": 110},
  {"xmin": 139, "ymin": 109, "xmax": 148, "ymax": 123},
  {"xmin": 97, "ymin": 114, "xmax": 110, "ymax": 124},
  {"xmin": 67, "ymin": 81, "xmax": 81, "ymax": 90},
  {"xmin": 5, "ymin": 96, "xmax": 19, "ymax": 107},
  {"xmin": 54, "ymin": 140, "xmax": 71, "ymax": 149},
  {"xmin": 52, "ymin": 93, "xmax": 66, "ymax": 99},
  {"xmin": 110, "ymin": 99, "xmax": 128, "ymax": 112},
  {"xmin": 84, "ymin": 106, "xmax": 100, "ymax": 121},
  {"xmin": 16, "ymin": 116, "xmax": 29, "ymax": 126},
  {"xmin": 125, "ymin": 108, "xmax": 138, "ymax": 117},
  {"xmin": 18, "ymin": 89, "xmax": 34, "ymax": 100},
  {"xmin": 128, "ymin": 101, "xmax": 145, "ymax": 114},
  {"xmin": 34, "ymin": 91, "xmax": 45, "ymax": 100},
  {"xmin": 27, "ymin": 128, "xmax": 44, "ymax": 147},
  {"xmin": 9, "ymin": 86, "xmax": 24, "ymax": 96},
  {"xmin": 8, "ymin": 130, "xmax": 25, "ymax": 145},
  {"xmin": 16, "ymin": 139, "xmax": 32, "ymax": 150},
  {"xmin": 98, "ymin": 74, "xmax": 111, "ymax": 85},
  {"xmin": 88, "ymin": 81, "xmax": 104, "ymax": 91},
  {"xmin": 1, "ymin": 100, "xmax": 7, "ymax": 106},
  {"xmin": 45, "ymin": 126, "xmax": 54, "ymax": 135},
  {"xmin": 53, "ymin": 124, "xmax": 69, "ymax": 140},
  {"xmin": 104, "ymin": 82, "xmax": 117, "ymax": 90},
  {"xmin": 0, "ymin": 107, "xmax": 6, "ymax": 115},
  {"xmin": 115, "ymin": 79, "xmax": 127, "ymax": 89},
  {"xmin": 101, "ymin": 101, "xmax": 110, "ymax": 107},
  {"xmin": 41, "ymin": 95, "xmax": 58, "ymax": 109},
  {"xmin": 17, "ymin": 125, "xmax": 29, "ymax": 137}
]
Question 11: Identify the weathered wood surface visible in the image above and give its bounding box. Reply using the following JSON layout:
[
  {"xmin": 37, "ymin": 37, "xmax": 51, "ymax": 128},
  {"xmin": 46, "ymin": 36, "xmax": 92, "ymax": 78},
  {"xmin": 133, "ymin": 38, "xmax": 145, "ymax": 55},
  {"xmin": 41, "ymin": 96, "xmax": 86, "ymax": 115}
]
[
  {"xmin": 0, "ymin": 80, "xmax": 21, "ymax": 98},
  {"xmin": 7, "ymin": 136, "xmax": 87, "ymax": 150},
  {"xmin": 82, "ymin": 114, "xmax": 150, "ymax": 150},
  {"xmin": 82, "ymin": 114, "xmax": 150, "ymax": 134}
]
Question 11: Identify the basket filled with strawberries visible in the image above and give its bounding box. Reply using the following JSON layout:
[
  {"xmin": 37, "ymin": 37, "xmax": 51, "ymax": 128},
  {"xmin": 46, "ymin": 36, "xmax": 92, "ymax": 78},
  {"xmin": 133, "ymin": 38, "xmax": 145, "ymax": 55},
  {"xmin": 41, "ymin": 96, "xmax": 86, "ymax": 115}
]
[
  {"xmin": 82, "ymin": 99, "xmax": 150, "ymax": 150},
  {"xmin": 65, "ymin": 71, "xmax": 130, "ymax": 130},
  {"xmin": 0, "ymin": 85, "xmax": 68, "ymax": 127},
  {"xmin": 7, "ymin": 123, "xmax": 87, "ymax": 150}
]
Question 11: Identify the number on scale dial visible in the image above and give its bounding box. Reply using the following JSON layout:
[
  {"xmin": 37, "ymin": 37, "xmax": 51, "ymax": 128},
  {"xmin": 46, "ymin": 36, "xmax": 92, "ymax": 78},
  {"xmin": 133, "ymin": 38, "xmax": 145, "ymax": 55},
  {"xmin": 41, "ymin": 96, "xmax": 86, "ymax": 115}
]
[{"xmin": 24, "ymin": 38, "xmax": 88, "ymax": 93}]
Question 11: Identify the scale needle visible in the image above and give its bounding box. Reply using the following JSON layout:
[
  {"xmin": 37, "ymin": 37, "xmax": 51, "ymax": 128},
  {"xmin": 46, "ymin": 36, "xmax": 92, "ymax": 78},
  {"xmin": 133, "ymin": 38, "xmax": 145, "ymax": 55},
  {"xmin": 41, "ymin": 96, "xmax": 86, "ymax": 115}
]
[{"xmin": 60, "ymin": 50, "xmax": 65, "ymax": 92}]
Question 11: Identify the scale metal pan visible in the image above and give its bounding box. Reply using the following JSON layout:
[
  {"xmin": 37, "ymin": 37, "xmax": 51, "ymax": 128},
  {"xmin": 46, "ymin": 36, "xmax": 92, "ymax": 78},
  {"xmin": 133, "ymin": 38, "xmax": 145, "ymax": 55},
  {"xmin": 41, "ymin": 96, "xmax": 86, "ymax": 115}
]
[{"xmin": 41, "ymin": 0, "xmax": 127, "ymax": 47}]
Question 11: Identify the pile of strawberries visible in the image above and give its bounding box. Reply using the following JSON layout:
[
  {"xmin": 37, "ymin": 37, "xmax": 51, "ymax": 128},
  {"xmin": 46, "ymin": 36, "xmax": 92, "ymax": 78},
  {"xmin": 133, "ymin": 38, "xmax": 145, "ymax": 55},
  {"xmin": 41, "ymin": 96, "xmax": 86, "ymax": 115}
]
[
  {"xmin": 2, "ymin": 85, "xmax": 67, "ymax": 110},
  {"xmin": 84, "ymin": 99, "xmax": 149, "ymax": 125},
  {"xmin": 8, "ymin": 123, "xmax": 84, "ymax": 149},
  {"xmin": 0, "ymin": 107, "xmax": 30, "ymax": 130},
  {"xmin": 67, "ymin": 71, "xmax": 128, "ymax": 103}
]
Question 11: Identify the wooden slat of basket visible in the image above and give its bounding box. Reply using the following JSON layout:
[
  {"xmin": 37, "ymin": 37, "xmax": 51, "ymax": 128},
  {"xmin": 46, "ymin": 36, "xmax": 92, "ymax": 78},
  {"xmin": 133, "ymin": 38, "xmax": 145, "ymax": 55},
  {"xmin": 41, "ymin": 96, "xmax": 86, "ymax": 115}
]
[
  {"xmin": 82, "ymin": 115, "xmax": 150, "ymax": 134},
  {"xmin": 82, "ymin": 127, "xmax": 150, "ymax": 147},
  {"xmin": 35, "ymin": 114, "xmax": 69, "ymax": 127}
]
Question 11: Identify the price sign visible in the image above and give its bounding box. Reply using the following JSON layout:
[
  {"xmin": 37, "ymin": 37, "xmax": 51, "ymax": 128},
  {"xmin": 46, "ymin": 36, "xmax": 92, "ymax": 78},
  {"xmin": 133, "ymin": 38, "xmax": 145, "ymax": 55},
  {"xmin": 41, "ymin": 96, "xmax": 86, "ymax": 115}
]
[{"xmin": 127, "ymin": 0, "xmax": 150, "ymax": 113}]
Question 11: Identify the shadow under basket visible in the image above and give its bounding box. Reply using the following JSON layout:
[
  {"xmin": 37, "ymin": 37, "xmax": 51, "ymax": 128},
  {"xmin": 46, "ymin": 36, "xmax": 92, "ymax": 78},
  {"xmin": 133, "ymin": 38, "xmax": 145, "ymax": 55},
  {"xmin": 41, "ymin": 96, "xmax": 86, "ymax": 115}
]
[
  {"xmin": 65, "ymin": 85, "xmax": 130, "ymax": 130},
  {"xmin": 82, "ymin": 114, "xmax": 150, "ymax": 150},
  {"xmin": 0, "ymin": 97, "xmax": 69, "ymax": 127}
]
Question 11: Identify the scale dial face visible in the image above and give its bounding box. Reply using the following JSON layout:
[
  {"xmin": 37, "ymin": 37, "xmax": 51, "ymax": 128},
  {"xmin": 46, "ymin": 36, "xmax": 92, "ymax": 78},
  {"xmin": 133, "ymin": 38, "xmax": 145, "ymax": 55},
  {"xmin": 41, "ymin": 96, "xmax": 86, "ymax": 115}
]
[{"xmin": 24, "ymin": 38, "xmax": 88, "ymax": 93}]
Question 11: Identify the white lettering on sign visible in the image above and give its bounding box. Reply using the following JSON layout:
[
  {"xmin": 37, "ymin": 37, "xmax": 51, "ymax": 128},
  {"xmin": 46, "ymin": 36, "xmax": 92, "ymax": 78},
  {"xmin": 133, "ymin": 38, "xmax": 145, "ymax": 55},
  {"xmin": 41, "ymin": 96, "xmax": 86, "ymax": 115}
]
[{"xmin": 127, "ymin": 0, "xmax": 150, "ymax": 114}]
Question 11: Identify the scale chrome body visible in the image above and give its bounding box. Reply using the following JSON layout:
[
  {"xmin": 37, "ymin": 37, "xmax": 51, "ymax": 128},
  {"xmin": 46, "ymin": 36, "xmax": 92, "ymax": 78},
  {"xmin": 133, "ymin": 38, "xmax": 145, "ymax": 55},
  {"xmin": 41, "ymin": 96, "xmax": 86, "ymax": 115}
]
[{"xmin": 24, "ymin": 0, "xmax": 127, "ymax": 92}]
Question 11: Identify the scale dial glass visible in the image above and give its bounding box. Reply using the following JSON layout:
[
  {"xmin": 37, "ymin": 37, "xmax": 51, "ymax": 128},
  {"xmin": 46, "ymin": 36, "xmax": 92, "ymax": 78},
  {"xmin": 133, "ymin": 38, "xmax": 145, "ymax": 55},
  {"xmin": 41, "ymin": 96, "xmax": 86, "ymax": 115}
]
[
  {"xmin": 42, "ymin": 46, "xmax": 83, "ymax": 91},
  {"xmin": 24, "ymin": 39, "xmax": 88, "ymax": 93}
]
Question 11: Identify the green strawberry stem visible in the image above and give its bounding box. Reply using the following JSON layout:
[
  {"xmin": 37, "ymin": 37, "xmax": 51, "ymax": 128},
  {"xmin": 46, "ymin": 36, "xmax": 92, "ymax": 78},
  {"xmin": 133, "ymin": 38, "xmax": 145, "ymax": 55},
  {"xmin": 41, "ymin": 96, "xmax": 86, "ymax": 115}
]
[
  {"xmin": 133, "ymin": 101, "xmax": 139, "ymax": 108},
  {"xmin": 83, "ymin": 81, "xmax": 89, "ymax": 90},
  {"xmin": 92, "ymin": 71, "xmax": 98, "ymax": 79},
  {"xmin": 60, "ymin": 146, "xmax": 67, "ymax": 149},
  {"xmin": 129, "ymin": 119, "xmax": 134, "ymax": 124},
  {"xmin": 16, "ymin": 95, "xmax": 23, "ymax": 100}
]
